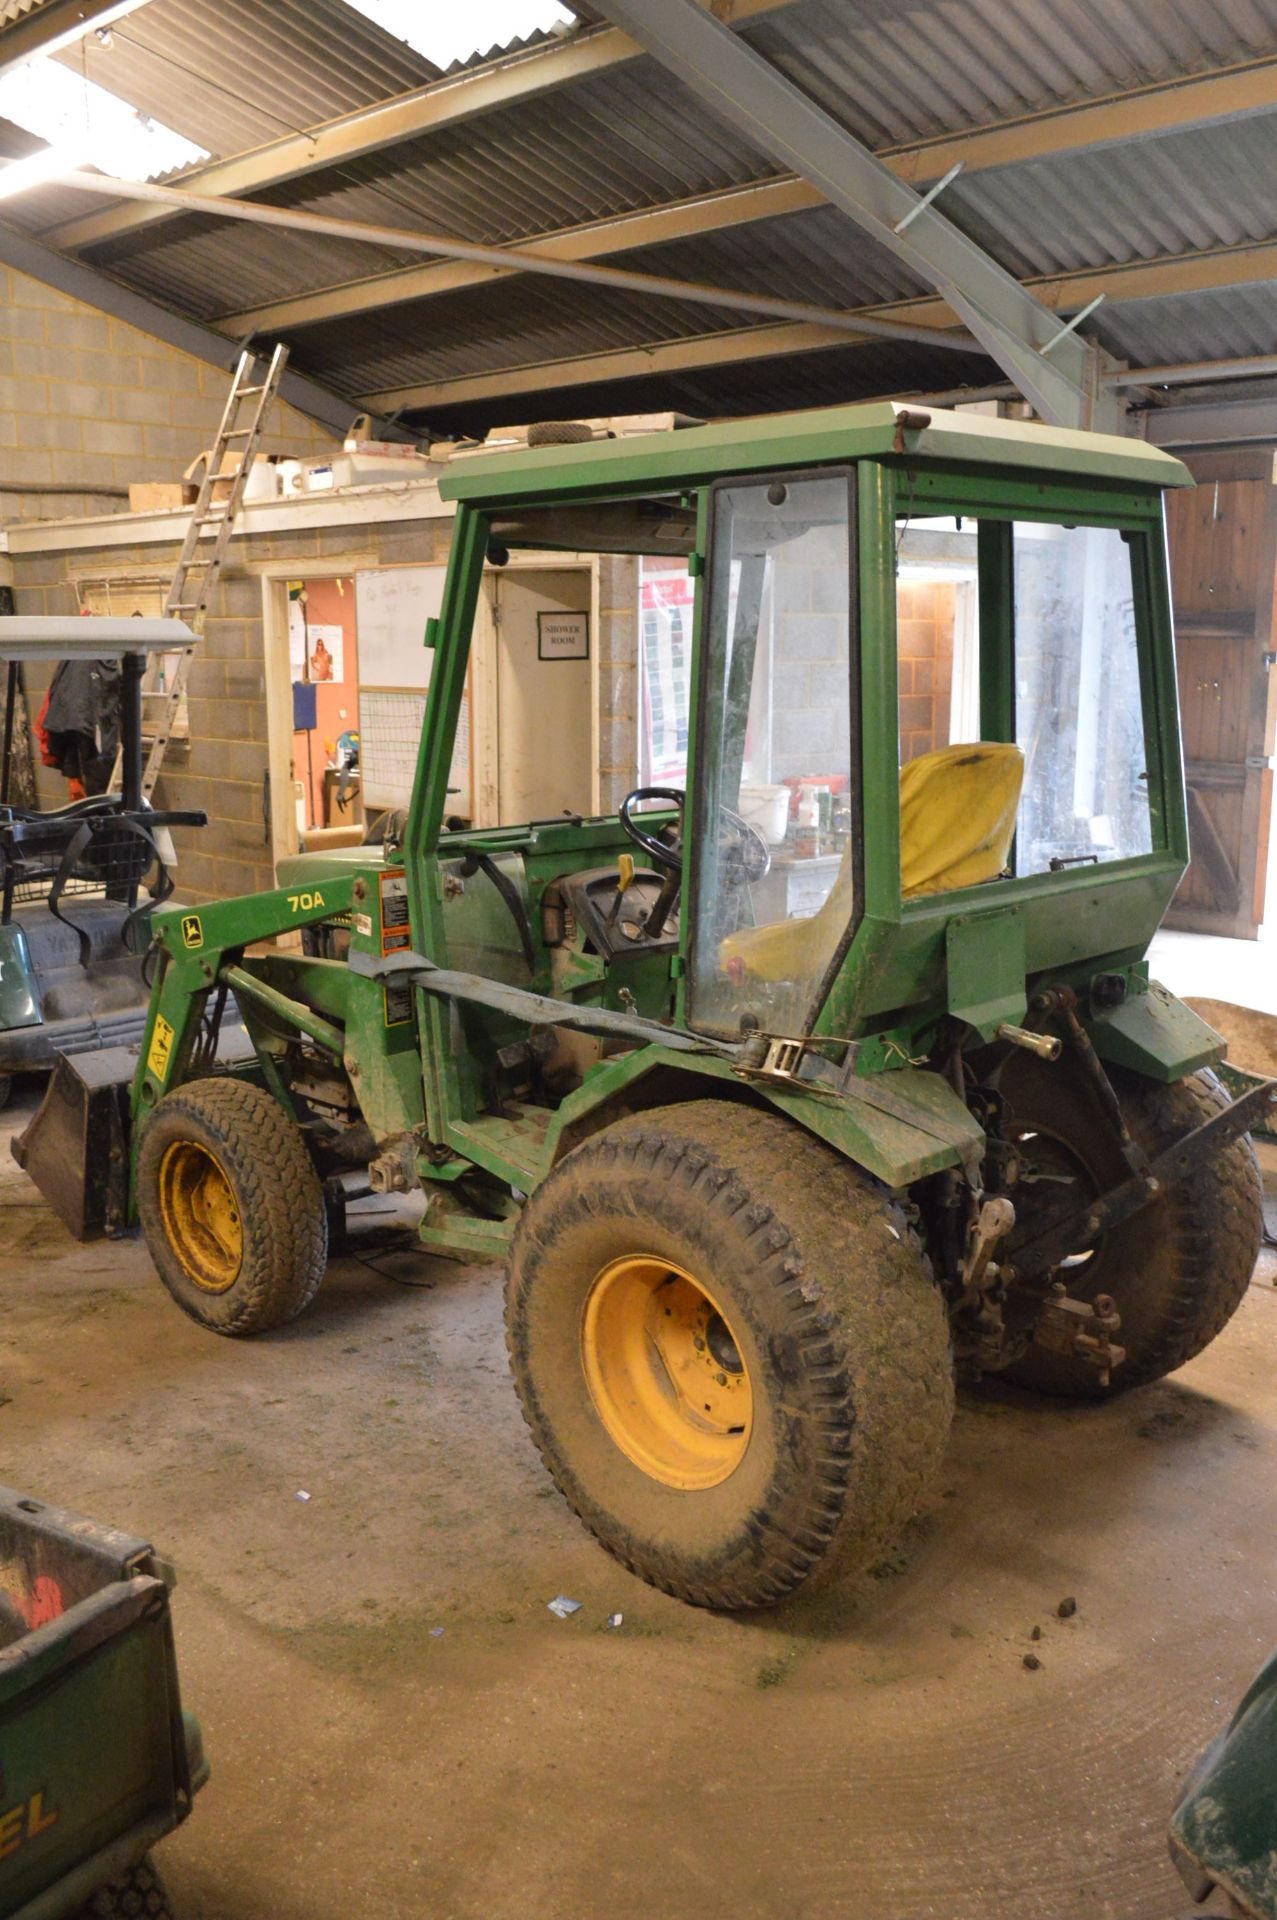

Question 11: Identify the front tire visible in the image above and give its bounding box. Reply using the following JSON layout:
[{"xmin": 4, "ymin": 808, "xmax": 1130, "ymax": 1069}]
[
  {"xmin": 137, "ymin": 1078, "xmax": 328, "ymax": 1336},
  {"xmin": 506, "ymin": 1101, "xmax": 954, "ymax": 1609},
  {"xmin": 1003, "ymin": 1065, "xmax": 1262, "ymax": 1398}
]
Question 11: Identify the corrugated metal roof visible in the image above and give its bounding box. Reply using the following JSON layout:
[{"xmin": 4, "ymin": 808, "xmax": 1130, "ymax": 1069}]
[
  {"xmin": 1096, "ymin": 282, "xmax": 1277, "ymax": 367},
  {"xmin": 407, "ymin": 336, "xmax": 999, "ymax": 437},
  {"xmin": 292, "ymin": 276, "xmax": 784, "ymax": 397},
  {"xmin": 3, "ymin": 0, "xmax": 1277, "ymax": 431},
  {"xmin": 53, "ymin": 0, "xmax": 442, "ymax": 158},
  {"xmin": 745, "ymin": 0, "xmax": 1277, "ymax": 146},
  {"xmin": 945, "ymin": 112, "xmax": 1277, "ymax": 278}
]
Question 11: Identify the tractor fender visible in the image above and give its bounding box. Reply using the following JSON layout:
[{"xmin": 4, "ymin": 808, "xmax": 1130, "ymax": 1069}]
[
  {"xmin": 1086, "ymin": 979, "xmax": 1224, "ymax": 1083},
  {"xmin": 544, "ymin": 1046, "xmax": 984, "ymax": 1189}
]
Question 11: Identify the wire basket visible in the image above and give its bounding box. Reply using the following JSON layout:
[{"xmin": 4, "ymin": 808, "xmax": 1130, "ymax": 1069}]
[{"xmin": 1, "ymin": 815, "xmax": 158, "ymax": 918}]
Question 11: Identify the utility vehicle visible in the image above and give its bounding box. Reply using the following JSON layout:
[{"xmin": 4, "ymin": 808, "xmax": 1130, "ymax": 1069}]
[
  {"xmin": 0, "ymin": 617, "xmax": 204, "ymax": 1123},
  {"xmin": 17, "ymin": 402, "xmax": 1271, "ymax": 1610}
]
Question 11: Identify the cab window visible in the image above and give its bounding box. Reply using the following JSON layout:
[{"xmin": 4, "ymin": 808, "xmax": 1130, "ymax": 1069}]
[{"xmin": 895, "ymin": 513, "xmax": 1154, "ymax": 894}]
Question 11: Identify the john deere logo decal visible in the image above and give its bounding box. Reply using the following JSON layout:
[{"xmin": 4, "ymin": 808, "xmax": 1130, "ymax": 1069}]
[{"xmin": 181, "ymin": 914, "xmax": 203, "ymax": 949}]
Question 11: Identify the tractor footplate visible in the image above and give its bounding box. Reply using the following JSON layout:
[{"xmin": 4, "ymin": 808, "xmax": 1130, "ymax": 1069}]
[{"xmin": 1031, "ymin": 1284, "xmax": 1125, "ymax": 1386}]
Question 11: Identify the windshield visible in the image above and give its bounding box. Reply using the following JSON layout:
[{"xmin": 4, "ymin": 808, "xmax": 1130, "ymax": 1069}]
[{"xmin": 687, "ymin": 471, "xmax": 856, "ymax": 1039}]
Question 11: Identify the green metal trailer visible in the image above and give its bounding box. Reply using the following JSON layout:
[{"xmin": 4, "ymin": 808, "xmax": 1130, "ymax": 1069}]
[{"xmin": 0, "ymin": 1487, "xmax": 206, "ymax": 1919}]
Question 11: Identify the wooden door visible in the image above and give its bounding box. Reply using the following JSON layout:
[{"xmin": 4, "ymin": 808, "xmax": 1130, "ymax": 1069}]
[
  {"xmin": 1164, "ymin": 472, "xmax": 1277, "ymax": 937},
  {"xmin": 495, "ymin": 568, "xmax": 594, "ymax": 823}
]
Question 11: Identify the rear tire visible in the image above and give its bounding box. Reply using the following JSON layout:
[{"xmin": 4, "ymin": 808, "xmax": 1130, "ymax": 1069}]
[
  {"xmin": 506, "ymin": 1101, "xmax": 954, "ymax": 1609},
  {"xmin": 77, "ymin": 1857, "xmax": 174, "ymax": 1918},
  {"xmin": 137, "ymin": 1078, "xmax": 327, "ymax": 1336},
  {"xmin": 1003, "ymin": 1066, "xmax": 1262, "ymax": 1398}
]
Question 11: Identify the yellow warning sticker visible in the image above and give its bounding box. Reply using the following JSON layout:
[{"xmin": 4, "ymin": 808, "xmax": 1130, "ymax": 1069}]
[
  {"xmin": 180, "ymin": 913, "xmax": 203, "ymax": 950},
  {"xmin": 147, "ymin": 1014, "xmax": 175, "ymax": 1083}
]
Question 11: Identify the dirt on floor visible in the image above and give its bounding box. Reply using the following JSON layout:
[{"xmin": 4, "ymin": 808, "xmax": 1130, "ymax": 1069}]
[{"xmin": 1, "ymin": 1081, "xmax": 1273, "ymax": 1920}]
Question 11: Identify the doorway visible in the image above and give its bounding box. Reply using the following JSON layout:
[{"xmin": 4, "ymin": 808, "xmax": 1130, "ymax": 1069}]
[
  {"xmin": 492, "ymin": 568, "xmax": 594, "ymax": 822},
  {"xmin": 289, "ymin": 576, "xmax": 362, "ymax": 841}
]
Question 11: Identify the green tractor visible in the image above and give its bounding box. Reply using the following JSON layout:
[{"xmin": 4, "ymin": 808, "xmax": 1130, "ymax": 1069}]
[{"xmin": 17, "ymin": 401, "xmax": 1272, "ymax": 1609}]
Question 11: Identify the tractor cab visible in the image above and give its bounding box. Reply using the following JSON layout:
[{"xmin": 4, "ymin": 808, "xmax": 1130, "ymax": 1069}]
[{"xmin": 384, "ymin": 403, "xmax": 1193, "ymax": 1088}]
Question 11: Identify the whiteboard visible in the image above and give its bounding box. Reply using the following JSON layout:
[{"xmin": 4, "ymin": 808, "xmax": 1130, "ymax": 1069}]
[{"xmin": 355, "ymin": 566, "xmax": 446, "ymax": 688}]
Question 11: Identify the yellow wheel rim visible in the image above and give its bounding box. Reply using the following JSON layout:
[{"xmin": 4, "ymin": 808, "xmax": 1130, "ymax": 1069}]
[
  {"xmin": 581, "ymin": 1256, "xmax": 753, "ymax": 1490},
  {"xmin": 157, "ymin": 1141, "xmax": 244, "ymax": 1294}
]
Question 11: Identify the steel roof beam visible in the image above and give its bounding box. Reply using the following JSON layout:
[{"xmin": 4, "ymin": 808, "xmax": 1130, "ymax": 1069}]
[
  {"xmin": 358, "ymin": 236, "xmax": 1277, "ymax": 414},
  {"xmin": 44, "ymin": 168, "xmax": 978, "ymax": 352},
  {"xmin": 216, "ymin": 52, "xmax": 1277, "ymax": 339},
  {"xmin": 1144, "ymin": 396, "xmax": 1277, "ymax": 447},
  {"xmin": 40, "ymin": 0, "xmax": 797, "ymax": 256},
  {"xmin": 590, "ymin": 0, "xmax": 1117, "ymax": 430}
]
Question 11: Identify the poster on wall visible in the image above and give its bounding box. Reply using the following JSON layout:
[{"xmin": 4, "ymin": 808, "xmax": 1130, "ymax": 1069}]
[
  {"xmin": 307, "ymin": 622, "xmax": 344, "ymax": 683},
  {"xmin": 639, "ymin": 563, "xmax": 693, "ymax": 785}
]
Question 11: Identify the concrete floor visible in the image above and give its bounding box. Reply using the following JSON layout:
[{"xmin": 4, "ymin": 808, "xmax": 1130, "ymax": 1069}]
[{"xmin": 3, "ymin": 1084, "xmax": 1275, "ymax": 1920}]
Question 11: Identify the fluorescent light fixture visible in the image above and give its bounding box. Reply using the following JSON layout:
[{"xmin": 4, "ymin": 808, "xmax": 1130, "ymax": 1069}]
[
  {"xmin": 345, "ymin": 0, "xmax": 575, "ymax": 70},
  {"xmin": 0, "ymin": 143, "xmax": 89, "ymax": 199},
  {"xmin": 0, "ymin": 58, "xmax": 205, "ymax": 182}
]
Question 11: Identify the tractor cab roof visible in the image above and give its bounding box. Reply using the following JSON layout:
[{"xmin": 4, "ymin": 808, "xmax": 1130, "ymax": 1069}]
[{"xmin": 438, "ymin": 399, "xmax": 1192, "ymax": 511}]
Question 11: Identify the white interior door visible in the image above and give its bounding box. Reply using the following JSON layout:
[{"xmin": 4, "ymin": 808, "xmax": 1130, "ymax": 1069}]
[{"xmin": 496, "ymin": 568, "xmax": 594, "ymax": 822}]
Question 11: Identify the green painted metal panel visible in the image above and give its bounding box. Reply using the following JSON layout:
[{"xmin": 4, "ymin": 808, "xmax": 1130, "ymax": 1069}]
[
  {"xmin": 946, "ymin": 908, "xmax": 1027, "ymax": 1040},
  {"xmin": 544, "ymin": 1046, "xmax": 984, "ymax": 1188},
  {"xmin": 1088, "ymin": 980, "xmax": 1224, "ymax": 1082},
  {"xmin": 1171, "ymin": 1645, "xmax": 1277, "ymax": 1917}
]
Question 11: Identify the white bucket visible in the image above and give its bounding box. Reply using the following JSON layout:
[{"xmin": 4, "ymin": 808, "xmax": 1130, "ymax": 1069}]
[{"xmin": 738, "ymin": 783, "xmax": 790, "ymax": 844}]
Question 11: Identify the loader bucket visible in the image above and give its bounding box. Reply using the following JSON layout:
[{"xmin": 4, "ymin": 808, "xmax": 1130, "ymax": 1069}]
[{"xmin": 12, "ymin": 1044, "xmax": 134, "ymax": 1239}]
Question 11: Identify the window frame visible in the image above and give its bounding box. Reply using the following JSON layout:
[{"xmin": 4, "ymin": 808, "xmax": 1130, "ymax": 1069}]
[
  {"xmin": 890, "ymin": 481, "xmax": 1175, "ymax": 917},
  {"xmin": 684, "ymin": 464, "xmax": 863, "ymax": 1040}
]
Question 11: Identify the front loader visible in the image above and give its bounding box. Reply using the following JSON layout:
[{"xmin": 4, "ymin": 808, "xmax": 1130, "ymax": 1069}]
[{"xmin": 17, "ymin": 401, "xmax": 1271, "ymax": 1610}]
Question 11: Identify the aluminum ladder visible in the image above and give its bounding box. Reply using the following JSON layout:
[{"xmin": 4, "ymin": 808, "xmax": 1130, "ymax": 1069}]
[{"xmin": 117, "ymin": 343, "xmax": 290, "ymax": 800}]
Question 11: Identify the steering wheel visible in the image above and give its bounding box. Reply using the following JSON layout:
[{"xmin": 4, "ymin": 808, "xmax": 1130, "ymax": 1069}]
[
  {"xmin": 619, "ymin": 785, "xmax": 685, "ymax": 871},
  {"xmin": 722, "ymin": 805, "xmax": 772, "ymax": 883},
  {"xmin": 617, "ymin": 787, "xmax": 772, "ymax": 938}
]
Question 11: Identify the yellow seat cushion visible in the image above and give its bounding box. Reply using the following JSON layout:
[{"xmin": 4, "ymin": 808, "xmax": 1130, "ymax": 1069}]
[
  {"xmin": 719, "ymin": 741, "xmax": 1025, "ymax": 984},
  {"xmin": 900, "ymin": 741, "xmax": 1024, "ymax": 898}
]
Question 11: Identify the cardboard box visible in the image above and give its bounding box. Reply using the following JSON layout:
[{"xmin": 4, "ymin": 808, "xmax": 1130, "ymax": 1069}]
[
  {"xmin": 128, "ymin": 480, "xmax": 193, "ymax": 513},
  {"xmin": 184, "ymin": 447, "xmax": 245, "ymax": 504}
]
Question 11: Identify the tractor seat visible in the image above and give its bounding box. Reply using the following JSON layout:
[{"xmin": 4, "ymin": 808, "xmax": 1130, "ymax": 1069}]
[{"xmin": 720, "ymin": 742, "xmax": 1024, "ymax": 984}]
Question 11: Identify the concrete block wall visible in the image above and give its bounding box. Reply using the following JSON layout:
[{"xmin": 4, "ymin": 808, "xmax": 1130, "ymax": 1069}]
[
  {"xmin": 10, "ymin": 513, "xmax": 448, "ymax": 903},
  {"xmin": 897, "ymin": 578, "xmax": 956, "ymax": 763},
  {"xmin": 0, "ymin": 264, "xmax": 339, "ymax": 527}
]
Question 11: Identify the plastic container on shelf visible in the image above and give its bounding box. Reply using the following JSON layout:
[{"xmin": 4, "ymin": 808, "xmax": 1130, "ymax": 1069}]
[{"xmin": 738, "ymin": 783, "xmax": 790, "ymax": 844}]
